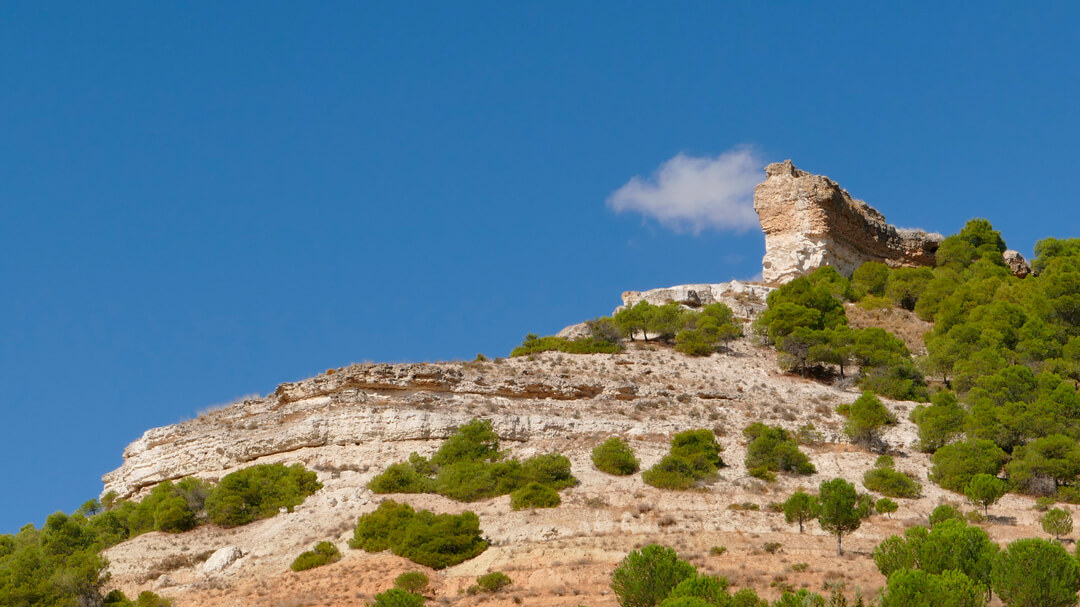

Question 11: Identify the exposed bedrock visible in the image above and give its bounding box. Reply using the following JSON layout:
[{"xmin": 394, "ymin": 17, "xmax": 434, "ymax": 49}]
[{"xmin": 754, "ymin": 160, "xmax": 944, "ymax": 284}]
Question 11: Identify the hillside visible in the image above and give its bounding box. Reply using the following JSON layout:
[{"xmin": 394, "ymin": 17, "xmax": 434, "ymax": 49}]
[{"xmin": 92, "ymin": 338, "xmax": 1042, "ymax": 606}]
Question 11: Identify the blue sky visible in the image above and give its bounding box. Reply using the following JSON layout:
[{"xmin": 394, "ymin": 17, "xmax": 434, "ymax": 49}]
[{"xmin": 2, "ymin": 3, "xmax": 1078, "ymax": 532}]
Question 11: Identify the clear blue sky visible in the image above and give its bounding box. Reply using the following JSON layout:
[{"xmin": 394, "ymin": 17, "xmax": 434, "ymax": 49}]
[{"xmin": 2, "ymin": 3, "xmax": 1078, "ymax": 533}]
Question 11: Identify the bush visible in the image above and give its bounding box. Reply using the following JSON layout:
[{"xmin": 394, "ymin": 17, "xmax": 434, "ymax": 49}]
[
  {"xmin": 368, "ymin": 463, "xmax": 434, "ymax": 494},
  {"xmin": 928, "ymin": 504, "xmax": 964, "ymax": 527},
  {"xmin": 368, "ymin": 419, "xmax": 578, "ymax": 504},
  {"xmin": 782, "ymin": 491, "xmax": 820, "ymax": 534},
  {"xmin": 743, "ymin": 423, "xmax": 815, "ymax": 476},
  {"xmin": 863, "ymin": 457, "xmax": 921, "ymax": 498},
  {"xmin": 510, "ymin": 334, "xmax": 624, "ymax": 357},
  {"xmin": 664, "ymin": 573, "xmax": 731, "ymax": 605},
  {"xmin": 474, "ymin": 571, "xmax": 512, "ymax": 593},
  {"xmin": 394, "ymin": 571, "xmax": 429, "ymax": 593},
  {"xmin": 205, "ymin": 463, "xmax": 321, "ymax": 528},
  {"xmin": 290, "ymin": 541, "xmax": 341, "ymax": 571},
  {"xmin": 843, "ymin": 392, "xmax": 896, "ymax": 447},
  {"xmin": 522, "ymin": 453, "xmax": 577, "ymax": 489},
  {"xmin": 433, "ymin": 460, "xmax": 523, "ymax": 502},
  {"xmin": 930, "ymin": 439, "xmax": 1008, "ymax": 493},
  {"xmin": 642, "ymin": 456, "xmax": 700, "ymax": 490},
  {"xmin": 610, "ymin": 544, "xmax": 696, "ymax": 607},
  {"xmin": 876, "ymin": 498, "xmax": 899, "ymax": 517},
  {"xmin": 350, "ymin": 501, "xmax": 487, "ymax": 569},
  {"xmin": 643, "ymin": 430, "xmax": 723, "ymax": 490},
  {"xmin": 371, "ymin": 588, "xmax": 425, "ymax": 607},
  {"xmin": 762, "ymin": 542, "xmax": 781, "ymax": 554},
  {"xmin": 510, "ymin": 482, "xmax": 561, "ymax": 510},
  {"xmin": 593, "ymin": 437, "xmax": 640, "ymax": 475}
]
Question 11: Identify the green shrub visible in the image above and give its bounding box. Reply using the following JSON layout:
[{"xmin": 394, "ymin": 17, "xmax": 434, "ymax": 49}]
[
  {"xmin": 928, "ymin": 504, "xmax": 964, "ymax": 527},
  {"xmin": 762, "ymin": 542, "xmax": 781, "ymax": 554},
  {"xmin": 964, "ymin": 473, "xmax": 1006, "ymax": 515},
  {"xmin": 642, "ymin": 455, "xmax": 700, "ymax": 490},
  {"xmin": 709, "ymin": 546, "xmax": 727, "ymax": 556},
  {"xmin": 371, "ymin": 588, "xmax": 425, "ymax": 607},
  {"xmin": 876, "ymin": 498, "xmax": 899, "ymax": 517},
  {"xmin": 369, "ymin": 419, "xmax": 577, "ymax": 504},
  {"xmin": 368, "ymin": 463, "xmax": 434, "ymax": 494},
  {"xmin": 843, "ymin": 392, "xmax": 896, "ymax": 447},
  {"xmin": 510, "ymin": 482, "xmax": 561, "ymax": 510},
  {"xmin": 431, "ymin": 419, "xmax": 500, "ymax": 466},
  {"xmin": 205, "ymin": 463, "xmax": 321, "ymax": 528},
  {"xmin": 510, "ymin": 334, "xmax": 624, "ymax": 357},
  {"xmin": 433, "ymin": 460, "xmax": 524, "ymax": 502},
  {"xmin": 743, "ymin": 423, "xmax": 815, "ymax": 476},
  {"xmin": 782, "ymin": 491, "xmax": 820, "ymax": 533},
  {"xmin": 669, "ymin": 430, "xmax": 724, "ymax": 471},
  {"xmin": 394, "ymin": 571, "xmax": 429, "ymax": 593},
  {"xmin": 474, "ymin": 571, "xmax": 512, "ymax": 592},
  {"xmin": 1035, "ymin": 496, "xmax": 1057, "ymax": 511},
  {"xmin": 863, "ymin": 458, "xmax": 921, "ymax": 498},
  {"xmin": 643, "ymin": 430, "xmax": 724, "ymax": 490},
  {"xmin": 290, "ymin": 541, "xmax": 341, "ymax": 571},
  {"xmin": 610, "ymin": 544, "xmax": 696, "ymax": 607},
  {"xmin": 592, "ymin": 437, "xmax": 640, "ymax": 475},
  {"xmin": 664, "ymin": 573, "xmax": 730, "ymax": 605},
  {"xmin": 522, "ymin": 453, "xmax": 577, "ymax": 489},
  {"xmin": 350, "ymin": 500, "xmax": 487, "ymax": 569}
]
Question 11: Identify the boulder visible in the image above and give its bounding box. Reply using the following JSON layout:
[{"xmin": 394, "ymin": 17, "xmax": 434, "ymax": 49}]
[
  {"xmin": 202, "ymin": 546, "xmax": 243, "ymax": 575},
  {"xmin": 1003, "ymin": 250, "xmax": 1031, "ymax": 278}
]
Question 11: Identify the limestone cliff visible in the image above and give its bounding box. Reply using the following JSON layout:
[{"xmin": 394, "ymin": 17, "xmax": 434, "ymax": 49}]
[{"xmin": 754, "ymin": 160, "xmax": 944, "ymax": 284}]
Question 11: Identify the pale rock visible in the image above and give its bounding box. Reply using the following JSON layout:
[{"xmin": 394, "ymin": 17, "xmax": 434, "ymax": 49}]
[
  {"xmin": 754, "ymin": 160, "xmax": 943, "ymax": 284},
  {"xmin": 620, "ymin": 280, "xmax": 774, "ymax": 318},
  {"xmin": 1003, "ymin": 250, "xmax": 1031, "ymax": 278},
  {"xmin": 555, "ymin": 322, "xmax": 592, "ymax": 340},
  {"xmin": 202, "ymin": 546, "xmax": 243, "ymax": 575},
  {"xmin": 153, "ymin": 574, "xmax": 174, "ymax": 590}
]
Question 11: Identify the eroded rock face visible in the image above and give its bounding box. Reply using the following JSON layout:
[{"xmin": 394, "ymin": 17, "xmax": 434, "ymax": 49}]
[
  {"xmin": 1004, "ymin": 250, "xmax": 1031, "ymax": 278},
  {"xmin": 620, "ymin": 280, "xmax": 774, "ymax": 318},
  {"xmin": 754, "ymin": 160, "xmax": 944, "ymax": 284}
]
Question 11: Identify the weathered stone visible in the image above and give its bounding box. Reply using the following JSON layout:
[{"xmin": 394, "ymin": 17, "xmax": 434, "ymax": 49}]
[
  {"xmin": 202, "ymin": 546, "xmax": 243, "ymax": 575},
  {"xmin": 620, "ymin": 280, "xmax": 773, "ymax": 318},
  {"xmin": 754, "ymin": 160, "xmax": 943, "ymax": 284},
  {"xmin": 1003, "ymin": 250, "xmax": 1031, "ymax": 278}
]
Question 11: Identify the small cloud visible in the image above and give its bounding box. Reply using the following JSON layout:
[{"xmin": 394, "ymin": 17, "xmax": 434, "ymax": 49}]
[
  {"xmin": 723, "ymin": 253, "xmax": 745, "ymax": 265},
  {"xmin": 608, "ymin": 148, "xmax": 764, "ymax": 234}
]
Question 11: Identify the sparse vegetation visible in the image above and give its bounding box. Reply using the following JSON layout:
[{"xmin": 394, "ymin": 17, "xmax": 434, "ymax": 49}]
[
  {"xmin": 394, "ymin": 571, "xmax": 430, "ymax": 594},
  {"xmin": 371, "ymin": 588, "xmax": 426, "ymax": 607},
  {"xmin": 472, "ymin": 571, "xmax": 512, "ymax": 593}
]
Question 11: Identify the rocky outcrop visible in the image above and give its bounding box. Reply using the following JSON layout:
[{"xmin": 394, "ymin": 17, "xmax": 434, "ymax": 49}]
[
  {"xmin": 1004, "ymin": 250, "xmax": 1031, "ymax": 278},
  {"xmin": 620, "ymin": 280, "xmax": 774, "ymax": 318},
  {"xmin": 754, "ymin": 160, "xmax": 944, "ymax": 284}
]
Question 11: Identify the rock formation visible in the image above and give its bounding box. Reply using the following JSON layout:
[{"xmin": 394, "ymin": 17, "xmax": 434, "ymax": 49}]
[
  {"xmin": 620, "ymin": 280, "xmax": 774, "ymax": 318},
  {"xmin": 1004, "ymin": 250, "xmax": 1032, "ymax": 278},
  {"xmin": 754, "ymin": 160, "xmax": 944, "ymax": 284}
]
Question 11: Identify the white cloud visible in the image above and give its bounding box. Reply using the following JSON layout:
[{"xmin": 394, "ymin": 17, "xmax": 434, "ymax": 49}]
[{"xmin": 607, "ymin": 148, "xmax": 764, "ymax": 234}]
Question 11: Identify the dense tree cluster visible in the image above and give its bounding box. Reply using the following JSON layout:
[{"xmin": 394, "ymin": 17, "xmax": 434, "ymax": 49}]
[
  {"xmin": 368, "ymin": 419, "xmax": 577, "ymax": 502},
  {"xmin": 513, "ymin": 302, "xmax": 743, "ymax": 358},
  {"xmin": 754, "ymin": 267, "xmax": 926, "ymax": 400}
]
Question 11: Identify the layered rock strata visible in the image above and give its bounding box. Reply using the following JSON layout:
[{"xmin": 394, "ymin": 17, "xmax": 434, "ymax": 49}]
[{"xmin": 754, "ymin": 160, "xmax": 944, "ymax": 284}]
